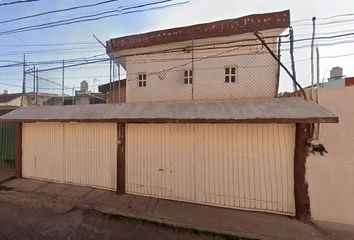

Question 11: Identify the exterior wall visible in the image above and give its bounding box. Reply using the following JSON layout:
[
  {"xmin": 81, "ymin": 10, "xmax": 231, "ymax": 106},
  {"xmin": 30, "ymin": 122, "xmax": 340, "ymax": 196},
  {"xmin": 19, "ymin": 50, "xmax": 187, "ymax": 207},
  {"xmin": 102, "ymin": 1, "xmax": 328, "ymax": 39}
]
[
  {"xmin": 126, "ymin": 123, "xmax": 296, "ymax": 215},
  {"xmin": 108, "ymin": 84, "xmax": 126, "ymax": 103},
  {"xmin": 22, "ymin": 122, "xmax": 117, "ymax": 190},
  {"xmin": 307, "ymin": 87, "xmax": 354, "ymax": 225},
  {"xmin": 123, "ymin": 33, "xmax": 279, "ymax": 103},
  {"xmin": 321, "ymin": 79, "xmax": 345, "ymax": 88}
]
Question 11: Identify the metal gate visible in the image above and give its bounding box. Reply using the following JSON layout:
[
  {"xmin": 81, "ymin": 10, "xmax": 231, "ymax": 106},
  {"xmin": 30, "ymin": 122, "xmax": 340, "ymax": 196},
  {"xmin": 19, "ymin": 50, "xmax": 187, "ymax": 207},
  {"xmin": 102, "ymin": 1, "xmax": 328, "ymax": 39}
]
[
  {"xmin": 22, "ymin": 122, "xmax": 117, "ymax": 190},
  {"xmin": 126, "ymin": 123, "xmax": 296, "ymax": 215},
  {"xmin": 0, "ymin": 122, "xmax": 15, "ymax": 169}
]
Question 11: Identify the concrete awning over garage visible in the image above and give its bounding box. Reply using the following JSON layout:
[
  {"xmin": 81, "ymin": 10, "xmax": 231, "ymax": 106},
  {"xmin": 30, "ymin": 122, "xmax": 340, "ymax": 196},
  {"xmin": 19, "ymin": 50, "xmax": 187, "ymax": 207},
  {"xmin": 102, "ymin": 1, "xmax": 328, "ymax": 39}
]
[{"xmin": 0, "ymin": 97, "xmax": 338, "ymax": 124}]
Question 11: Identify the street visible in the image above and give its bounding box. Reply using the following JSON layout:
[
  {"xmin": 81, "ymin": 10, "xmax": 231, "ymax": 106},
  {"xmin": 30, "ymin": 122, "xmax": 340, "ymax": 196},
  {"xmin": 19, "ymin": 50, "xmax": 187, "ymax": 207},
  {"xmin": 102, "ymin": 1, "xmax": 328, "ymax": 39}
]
[{"xmin": 0, "ymin": 201, "xmax": 233, "ymax": 240}]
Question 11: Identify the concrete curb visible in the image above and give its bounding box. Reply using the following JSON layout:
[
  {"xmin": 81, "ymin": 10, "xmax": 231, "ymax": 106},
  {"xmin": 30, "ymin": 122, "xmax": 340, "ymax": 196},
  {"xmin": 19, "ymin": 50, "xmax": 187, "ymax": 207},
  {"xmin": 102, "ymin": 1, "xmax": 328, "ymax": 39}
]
[
  {"xmin": 89, "ymin": 204, "xmax": 262, "ymax": 240},
  {"xmin": 0, "ymin": 184, "xmax": 330, "ymax": 240},
  {"xmin": 0, "ymin": 189, "xmax": 256, "ymax": 239}
]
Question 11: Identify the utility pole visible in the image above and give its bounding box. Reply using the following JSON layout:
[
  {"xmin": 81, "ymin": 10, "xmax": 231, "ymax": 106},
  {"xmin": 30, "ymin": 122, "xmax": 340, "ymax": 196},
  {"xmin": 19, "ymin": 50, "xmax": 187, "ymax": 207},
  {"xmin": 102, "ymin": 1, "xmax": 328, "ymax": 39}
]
[
  {"xmin": 310, "ymin": 17, "xmax": 316, "ymax": 101},
  {"xmin": 289, "ymin": 27, "xmax": 297, "ymax": 92},
  {"xmin": 21, "ymin": 54, "xmax": 26, "ymax": 107},
  {"xmin": 35, "ymin": 68, "xmax": 39, "ymax": 106},
  {"xmin": 109, "ymin": 60, "xmax": 112, "ymax": 104},
  {"xmin": 275, "ymin": 36, "xmax": 281, "ymax": 97},
  {"xmin": 33, "ymin": 65, "xmax": 36, "ymax": 104},
  {"xmin": 62, "ymin": 60, "xmax": 65, "ymax": 106},
  {"xmin": 112, "ymin": 62, "xmax": 115, "ymax": 104},
  {"xmin": 22, "ymin": 55, "xmax": 26, "ymax": 94},
  {"xmin": 118, "ymin": 61, "xmax": 121, "ymax": 104},
  {"xmin": 316, "ymin": 47, "xmax": 320, "ymax": 140}
]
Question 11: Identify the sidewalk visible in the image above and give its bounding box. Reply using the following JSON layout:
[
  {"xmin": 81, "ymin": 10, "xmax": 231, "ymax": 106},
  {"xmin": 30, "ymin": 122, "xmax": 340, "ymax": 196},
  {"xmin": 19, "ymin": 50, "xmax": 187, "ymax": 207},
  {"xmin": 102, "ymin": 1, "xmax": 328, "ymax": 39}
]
[
  {"xmin": 0, "ymin": 178, "xmax": 352, "ymax": 240},
  {"xmin": 0, "ymin": 169, "xmax": 15, "ymax": 183}
]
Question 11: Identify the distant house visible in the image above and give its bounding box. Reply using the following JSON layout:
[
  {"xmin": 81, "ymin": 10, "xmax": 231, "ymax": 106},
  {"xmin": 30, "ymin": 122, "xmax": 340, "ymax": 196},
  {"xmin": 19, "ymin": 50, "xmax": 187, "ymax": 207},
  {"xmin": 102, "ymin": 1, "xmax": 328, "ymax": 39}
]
[
  {"xmin": 0, "ymin": 93, "xmax": 24, "ymax": 116},
  {"xmin": 1, "ymin": 10, "xmax": 338, "ymax": 222},
  {"xmin": 43, "ymin": 92, "xmax": 107, "ymax": 106},
  {"xmin": 98, "ymin": 79, "xmax": 126, "ymax": 103},
  {"xmin": 43, "ymin": 81, "xmax": 107, "ymax": 106},
  {"xmin": 0, "ymin": 92, "xmax": 57, "ymax": 116}
]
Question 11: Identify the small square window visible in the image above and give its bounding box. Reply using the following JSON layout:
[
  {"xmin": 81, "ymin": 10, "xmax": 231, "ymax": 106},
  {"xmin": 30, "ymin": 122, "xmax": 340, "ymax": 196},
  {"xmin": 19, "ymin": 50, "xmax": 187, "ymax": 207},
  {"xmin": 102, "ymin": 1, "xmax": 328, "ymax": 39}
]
[
  {"xmin": 184, "ymin": 69, "xmax": 193, "ymax": 85},
  {"xmin": 138, "ymin": 73, "xmax": 147, "ymax": 87},
  {"xmin": 224, "ymin": 66, "xmax": 237, "ymax": 83}
]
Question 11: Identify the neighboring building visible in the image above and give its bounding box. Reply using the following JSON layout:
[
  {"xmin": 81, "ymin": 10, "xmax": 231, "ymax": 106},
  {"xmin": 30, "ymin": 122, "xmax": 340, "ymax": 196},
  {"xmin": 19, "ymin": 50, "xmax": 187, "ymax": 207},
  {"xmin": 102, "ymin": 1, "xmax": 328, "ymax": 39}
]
[
  {"xmin": 0, "ymin": 91, "xmax": 57, "ymax": 116},
  {"xmin": 318, "ymin": 67, "xmax": 354, "ymax": 88},
  {"xmin": 98, "ymin": 79, "xmax": 126, "ymax": 103},
  {"xmin": 0, "ymin": 10, "xmax": 338, "ymax": 222},
  {"xmin": 306, "ymin": 80, "xmax": 354, "ymax": 225},
  {"xmin": 0, "ymin": 93, "xmax": 24, "ymax": 116},
  {"xmin": 43, "ymin": 81, "xmax": 107, "ymax": 106},
  {"xmin": 43, "ymin": 93, "xmax": 107, "ymax": 106}
]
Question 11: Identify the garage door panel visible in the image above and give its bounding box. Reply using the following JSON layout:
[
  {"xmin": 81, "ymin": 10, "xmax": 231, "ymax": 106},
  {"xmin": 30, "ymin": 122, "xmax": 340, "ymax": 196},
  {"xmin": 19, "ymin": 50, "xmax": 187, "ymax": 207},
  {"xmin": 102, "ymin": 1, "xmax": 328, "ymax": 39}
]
[
  {"xmin": 126, "ymin": 124, "xmax": 172, "ymax": 197},
  {"xmin": 64, "ymin": 123, "xmax": 117, "ymax": 190},
  {"xmin": 126, "ymin": 123, "xmax": 295, "ymax": 215},
  {"xmin": 168, "ymin": 125, "xmax": 196, "ymax": 201},
  {"xmin": 22, "ymin": 123, "xmax": 64, "ymax": 182},
  {"xmin": 22, "ymin": 122, "xmax": 117, "ymax": 191},
  {"xmin": 198, "ymin": 124, "xmax": 295, "ymax": 214}
]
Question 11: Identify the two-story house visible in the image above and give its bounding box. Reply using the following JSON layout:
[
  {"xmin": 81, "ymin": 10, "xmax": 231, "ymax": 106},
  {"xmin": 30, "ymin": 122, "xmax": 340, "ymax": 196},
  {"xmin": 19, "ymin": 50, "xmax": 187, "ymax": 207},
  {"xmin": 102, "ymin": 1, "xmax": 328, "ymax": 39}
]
[
  {"xmin": 0, "ymin": 10, "xmax": 338, "ymax": 221},
  {"xmin": 107, "ymin": 12, "xmax": 285, "ymax": 103}
]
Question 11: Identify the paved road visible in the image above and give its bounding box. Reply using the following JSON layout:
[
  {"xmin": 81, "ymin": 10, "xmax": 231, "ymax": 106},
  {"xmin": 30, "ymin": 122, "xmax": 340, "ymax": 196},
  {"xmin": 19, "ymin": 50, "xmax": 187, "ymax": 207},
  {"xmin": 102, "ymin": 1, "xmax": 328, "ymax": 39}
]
[{"xmin": 0, "ymin": 201, "xmax": 232, "ymax": 240}]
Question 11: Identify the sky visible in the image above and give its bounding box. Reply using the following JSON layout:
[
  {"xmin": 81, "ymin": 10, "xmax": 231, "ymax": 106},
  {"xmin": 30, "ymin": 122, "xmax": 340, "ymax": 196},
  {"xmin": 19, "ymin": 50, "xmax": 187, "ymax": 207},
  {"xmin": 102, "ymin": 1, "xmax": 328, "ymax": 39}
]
[{"xmin": 0, "ymin": 0, "xmax": 354, "ymax": 94}]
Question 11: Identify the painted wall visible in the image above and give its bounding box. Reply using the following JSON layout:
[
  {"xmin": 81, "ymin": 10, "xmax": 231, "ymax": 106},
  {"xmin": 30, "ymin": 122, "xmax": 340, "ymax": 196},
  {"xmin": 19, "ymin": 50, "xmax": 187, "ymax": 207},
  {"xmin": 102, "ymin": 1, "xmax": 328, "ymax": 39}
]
[
  {"xmin": 108, "ymin": 84, "xmax": 126, "ymax": 103},
  {"xmin": 120, "ymin": 30, "xmax": 281, "ymax": 103},
  {"xmin": 307, "ymin": 86, "xmax": 354, "ymax": 225}
]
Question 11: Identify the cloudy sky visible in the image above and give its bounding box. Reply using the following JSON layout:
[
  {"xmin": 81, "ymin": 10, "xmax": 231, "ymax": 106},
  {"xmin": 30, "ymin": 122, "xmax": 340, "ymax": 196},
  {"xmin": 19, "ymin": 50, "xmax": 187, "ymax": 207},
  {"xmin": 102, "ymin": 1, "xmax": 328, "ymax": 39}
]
[{"xmin": 0, "ymin": 0, "xmax": 353, "ymax": 94}]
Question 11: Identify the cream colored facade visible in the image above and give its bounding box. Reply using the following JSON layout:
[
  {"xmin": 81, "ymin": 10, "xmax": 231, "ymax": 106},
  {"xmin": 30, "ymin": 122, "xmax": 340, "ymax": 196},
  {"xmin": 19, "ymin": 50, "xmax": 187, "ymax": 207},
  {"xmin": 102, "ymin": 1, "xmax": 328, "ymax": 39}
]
[
  {"xmin": 307, "ymin": 87, "xmax": 354, "ymax": 225},
  {"xmin": 22, "ymin": 122, "xmax": 117, "ymax": 190},
  {"xmin": 126, "ymin": 123, "xmax": 296, "ymax": 215},
  {"xmin": 111, "ymin": 29, "xmax": 282, "ymax": 103}
]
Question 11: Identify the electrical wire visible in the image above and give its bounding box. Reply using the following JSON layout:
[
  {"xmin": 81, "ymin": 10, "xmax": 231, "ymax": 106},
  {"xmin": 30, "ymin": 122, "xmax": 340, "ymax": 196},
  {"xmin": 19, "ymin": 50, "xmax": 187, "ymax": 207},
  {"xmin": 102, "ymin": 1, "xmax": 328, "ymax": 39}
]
[
  {"xmin": 0, "ymin": 0, "xmax": 38, "ymax": 7},
  {"xmin": 0, "ymin": 0, "xmax": 119, "ymax": 24},
  {"xmin": 0, "ymin": 0, "xmax": 186, "ymax": 35}
]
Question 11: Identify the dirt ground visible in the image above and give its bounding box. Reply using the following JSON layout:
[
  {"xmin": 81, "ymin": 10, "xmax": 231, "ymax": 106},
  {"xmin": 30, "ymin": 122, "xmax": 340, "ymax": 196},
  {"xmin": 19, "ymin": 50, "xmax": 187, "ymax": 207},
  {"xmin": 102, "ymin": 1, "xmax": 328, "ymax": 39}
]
[{"xmin": 0, "ymin": 201, "xmax": 237, "ymax": 240}]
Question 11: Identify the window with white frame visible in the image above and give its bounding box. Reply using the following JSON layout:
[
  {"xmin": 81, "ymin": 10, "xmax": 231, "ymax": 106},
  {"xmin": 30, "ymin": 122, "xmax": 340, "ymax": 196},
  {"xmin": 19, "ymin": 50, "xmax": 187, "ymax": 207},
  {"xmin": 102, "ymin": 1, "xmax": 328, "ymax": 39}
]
[
  {"xmin": 138, "ymin": 73, "xmax": 147, "ymax": 87},
  {"xmin": 184, "ymin": 70, "xmax": 193, "ymax": 84},
  {"xmin": 225, "ymin": 66, "xmax": 237, "ymax": 83}
]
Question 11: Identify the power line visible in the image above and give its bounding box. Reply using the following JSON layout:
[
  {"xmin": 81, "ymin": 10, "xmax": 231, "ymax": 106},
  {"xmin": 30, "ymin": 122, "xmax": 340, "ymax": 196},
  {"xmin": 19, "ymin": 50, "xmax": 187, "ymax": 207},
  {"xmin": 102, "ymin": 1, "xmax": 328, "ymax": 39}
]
[
  {"xmin": 1, "ymin": 31, "xmax": 354, "ymax": 71},
  {"xmin": 0, "ymin": 0, "xmax": 119, "ymax": 24},
  {"xmin": 0, "ymin": 0, "xmax": 39, "ymax": 7},
  {"xmin": 291, "ymin": 12, "xmax": 354, "ymax": 24},
  {"xmin": 0, "ymin": 0, "xmax": 184, "ymax": 35},
  {"xmin": 0, "ymin": 42, "xmax": 97, "ymax": 47}
]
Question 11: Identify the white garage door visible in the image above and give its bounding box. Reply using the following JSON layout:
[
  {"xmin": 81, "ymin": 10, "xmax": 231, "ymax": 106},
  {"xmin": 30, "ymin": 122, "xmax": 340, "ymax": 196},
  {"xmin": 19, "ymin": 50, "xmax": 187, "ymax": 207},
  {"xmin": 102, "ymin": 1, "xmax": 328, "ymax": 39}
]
[
  {"xmin": 22, "ymin": 122, "xmax": 117, "ymax": 190},
  {"xmin": 126, "ymin": 123, "xmax": 296, "ymax": 215}
]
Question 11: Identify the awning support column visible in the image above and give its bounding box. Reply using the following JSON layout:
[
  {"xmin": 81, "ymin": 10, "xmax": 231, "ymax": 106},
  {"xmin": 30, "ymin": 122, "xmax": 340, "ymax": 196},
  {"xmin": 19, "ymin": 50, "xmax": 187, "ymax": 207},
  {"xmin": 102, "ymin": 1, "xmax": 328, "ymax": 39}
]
[
  {"xmin": 117, "ymin": 123, "xmax": 125, "ymax": 194},
  {"xmin": 294, "ymin": 123, "xmax": 311, "ymax": 222}
]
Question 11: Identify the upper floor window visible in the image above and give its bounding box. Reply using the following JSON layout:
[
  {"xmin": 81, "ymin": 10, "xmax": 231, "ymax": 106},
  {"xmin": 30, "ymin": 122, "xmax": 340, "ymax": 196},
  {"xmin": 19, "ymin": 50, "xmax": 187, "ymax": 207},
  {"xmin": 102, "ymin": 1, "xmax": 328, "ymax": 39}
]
[
  {"xmin": 138, "ymin": 73, "xmax": 147, "ymax": 87},
  {"xmin": 184, "ymin": 70, "xmax": 193, "ymax": 84},
  {"xmin": 225, "ymin": 66, "xmax": 237, "ymax": 83}
]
